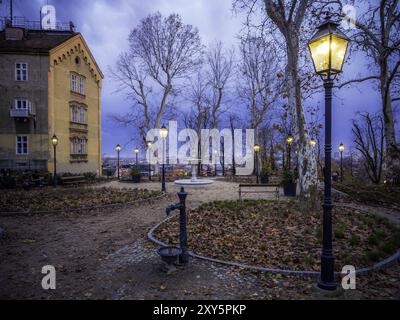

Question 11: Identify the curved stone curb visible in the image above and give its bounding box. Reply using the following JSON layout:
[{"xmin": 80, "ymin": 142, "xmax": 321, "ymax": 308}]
[
  {"xmin": 148, "ymin": 214, "xmax": 400, "ymax": 278},
  {"xmin": 0, "ymin": 193, "xmax": 167, "ymax": 217}
]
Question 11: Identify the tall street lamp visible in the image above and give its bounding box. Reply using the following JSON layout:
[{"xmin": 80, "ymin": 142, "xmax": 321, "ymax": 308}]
[
  {"xmin": 147, "ymin": 141, "xmax": 152, "ymax": 181},
  {"xmin": 308, "ymin": 14, "xmax": 350, "ymax": 291},
  {"xmin": 286, "ymin": 134, "xmax": 294, "ymax": 170},
  {"xmin": 160, "ymin": 125, "xmax": 168, "ymax": 193},
  {"xmin": 254, "ymin": 144, "xmax": 261, "ymax": 184},
  {"xmin": 52, "ymin": 134, "xmax": 58, "ymax": 187},
  {"xmin": 116, "ymin": 144, "xmax": 121, "ymax": 180},
  {"xmin": 339, "ymin": 143, "xmax": 345, "ymax": 183},
  {"xmin": 214, "ymin": 149, "xmax": 218, "ymax": 176},
  {"xmin": 134, "ymin": 147, "xmax": 139, "ymax": 168},
  {"xmin": 221, "ymin": 138, "xmax": 225, "ymax": 176}
]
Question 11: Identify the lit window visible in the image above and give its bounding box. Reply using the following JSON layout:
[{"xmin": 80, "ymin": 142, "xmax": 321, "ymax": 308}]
[
  {"xmin": 15, "ymin": 63, "xmax": 28, "ymax": 81},
  {"xmin": 79, "ymin": 77, "xmax": 85, "ymax": 95},
  {"xmin": 15, "ymin": 99, "xmax": 29, "ymax": 109},
  {"xmin": 71, "ymin": 74, "xmax": 78, "ymax": 92},
  {"xmin": 16, "ymin": 136, "xmax": 28, "ymax": 155}
]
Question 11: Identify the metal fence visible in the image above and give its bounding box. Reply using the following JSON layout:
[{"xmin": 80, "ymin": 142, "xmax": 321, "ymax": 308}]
[{"xmin": 0, "ymin": 17, "xmax": 74, "ymax": 32}]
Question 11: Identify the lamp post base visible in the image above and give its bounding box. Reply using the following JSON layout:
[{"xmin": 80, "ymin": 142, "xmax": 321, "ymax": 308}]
[{"xmin": 317, "ymin": 280, "xmax": 338, "ymax": 291}]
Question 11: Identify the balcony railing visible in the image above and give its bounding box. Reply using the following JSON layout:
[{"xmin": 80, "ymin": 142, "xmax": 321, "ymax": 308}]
[
  {"xmin": 0, "ymin": 17, "xmax": 75, "ymax": 32},
  {"xmin": 70, "ymin": 154, "xmax": 88, "ymax": 163},
  {"xmin": 10, "ymin": 108, "xmax": 35, "ymax": 118}
]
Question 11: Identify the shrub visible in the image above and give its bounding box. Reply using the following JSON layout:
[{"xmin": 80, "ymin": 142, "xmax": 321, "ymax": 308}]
[
  {"xmin": 260, "ymin": 167, "xmax": 271, "ymax": 180},
  {"xmin": 282, "ymin": 169, "xmax": 295, "ymax": 186},
  {"xmin": 130, "ymin": 167, "xmax": 141, "ymax": 178}
]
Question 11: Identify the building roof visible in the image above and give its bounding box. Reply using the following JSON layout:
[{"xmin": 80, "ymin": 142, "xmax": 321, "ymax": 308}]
[{"xmin": 0, "ymin": 29, "xmax": 76, "ymax": 55}]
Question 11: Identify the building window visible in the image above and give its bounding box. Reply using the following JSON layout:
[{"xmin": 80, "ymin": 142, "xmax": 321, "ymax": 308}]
[
  {"xmin": 71, "ymin": 104, "xmax": 78, "ymax": 122},
  {"xmin": 16, "ymin": 136, "xmax": 28, "ymax": 155},
  {"xmin": 15, "ymin": 99, "xmax": 29, "ymax": 109},
  {"xmin": 71, "ymin": 138, "xmax": 87, "ymax": 155},
  {"xmin": 15, "ymin": 63, "xmax": 28, "ymax": 81},
  {"xmin": 71, "ymin": 74, "xmax": 78, "ymax": 92},
  {"xmin": 79, "ymin": 107, "xmax": 86, "ymax": 123},
  {"xmin": 71, "ymin": 104, "xmax": 87, "ymax": 124},
  {"xmin": 79, "ymin": 77, "xmax": 85, "ymax": 95}
]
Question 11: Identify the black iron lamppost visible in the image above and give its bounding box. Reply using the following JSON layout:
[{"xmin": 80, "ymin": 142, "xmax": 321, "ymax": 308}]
[
  {"xmin": 134, "ymin": 147, "xmax": 139, "ymax": 168},
  {"xmin": 339, "ymin": 143, "xmax": 345, "ymax": 183},
  {"xmin": 52, "ymin": 134, "xmax": 58, "ymax": 187},
  {"xmin": 147, "ymin": 141, "xmax": 152, "ymax": 181},
  {"xmin": 160, "ymin": 125, "xmax": 168, "ymax": 193},
  {"xmin": 116, "ymin": 144, "xmax": 121, "ymax": 180},
  {"xmin": 214, "ymin": 149, "xmax": 218, "ymax": 176},
  {"xmin": 308, "ymin": 14, "xmax": 350, "ymax": 291},
  {"xmin": 254, "ymin": 144, "xmax": 261, "ymax": 184},
  {"xmin": 221, "ymin": 138, "xmax": 225, "ymax": 176},
  {"xmin": 286, "ymin": 134, "xmax": 294, "ymax": 170}
]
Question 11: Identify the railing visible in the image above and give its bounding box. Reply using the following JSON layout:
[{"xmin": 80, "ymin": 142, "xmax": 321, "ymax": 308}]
[
  {"xmin": 0, "ymin": 17, "xmax": 74, "ymax": 32},
  {"xmin": 10, "ymin": 108, "xmax": 35, "ymax": 118}
]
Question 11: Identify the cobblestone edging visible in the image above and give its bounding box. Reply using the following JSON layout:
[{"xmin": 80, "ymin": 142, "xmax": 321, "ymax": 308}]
[
  {"xmin": 148, "ymin": 213, "xmax": 400, "ymax": 278},
  {"xmin": 0, "ymin": 193, "xmax": 167, "ymax": 217}
]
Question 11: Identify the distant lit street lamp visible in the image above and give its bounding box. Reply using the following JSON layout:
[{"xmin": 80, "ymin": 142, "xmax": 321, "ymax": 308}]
[
  {"xmin": 147, "ymin": 141, "xmax": 152, "ymax": 181},
  {"xmin": 311, "ymin": 138, "xmax": 317, "ymax": 148},
  {"xmin": 339, "ymin": 143, "xmax": 345, "ymax": 183},
  {"xmin": 308, "ymin": 13, "xmax": 350, "ymax": 291},
  {"xmin": 286, "ymin": 134, "xmax": 294, "ymax": 170},
  {"xmin": 134, "ymin": 147, "xmax": 139, "ymax": 168},
  {"xmin": 52, "ymin": 134, "xmax": 58, "ymax": 187},
  {"xmin": 116, "ymin": 144, "xmax": 122, "ymax": 180},
  {"xmin": 160, "ymin": 125, "xmax": 168, "ymax": 193},
  {"xmin": 254, "ymin": 144, "xmax": 261, "ymax": 184}
]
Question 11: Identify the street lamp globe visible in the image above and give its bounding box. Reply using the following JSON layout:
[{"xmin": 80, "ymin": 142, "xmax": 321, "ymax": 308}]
[
  {"xmin": 310, "ymin": 138, "xmax": 317, "ymax": 147},
  {"xmin": 308, "ymin": 15, "xmax": 350, "ymax": 77},
  {"xmin": 134, "ymin": 147, "xmax": 139, "ymax": 155},
  {"xmin": 116, "ymin": 144, "xmax": 122, "ymax": 152},
  {"xmin": 254, "ymin": 144, "xmax": 261, "ymax": 153},
  {"xmin": 52, "ymin": 134, "xmax": 58, "ymax": 147},
  {"xmin": 147, "ymin": 141, "xmax": 152, "ymax": 148},
  {"xmin": 339, "ymin": 143, "xmax": 345, "ymax": 153},
  {"xmin": 286, "ymin": 134, "xmax": 294, "ymax": 146},
  {"xmin": 160, "ymin": 125, "xmax": 168, "ymax": 139}
]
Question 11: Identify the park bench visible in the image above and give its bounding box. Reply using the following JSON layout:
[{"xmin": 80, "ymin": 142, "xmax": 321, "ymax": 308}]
[
  {"xmin": 239, "ymin": 184, "xmax": 280, "ymax": 201},
  {"xmin": 60, "ymin": 175, "xmax": 86, "ymax": 185}
]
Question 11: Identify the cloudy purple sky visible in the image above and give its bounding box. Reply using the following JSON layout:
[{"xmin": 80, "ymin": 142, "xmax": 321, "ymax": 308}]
[{"xmin": 2, "ymin": 0, "xmax": 397, "ymax": 157}]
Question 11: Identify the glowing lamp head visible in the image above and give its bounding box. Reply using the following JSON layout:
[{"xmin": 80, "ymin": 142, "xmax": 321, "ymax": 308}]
[
  {"xmin": 339, "ymin": 143, "xmax": 345, "ymax": 153},
  {"xmin": 160, "ymin": 125, "xmax": 168, "ymax": 139},
  {"xmin": 134, "ymin": 148, "xmax": 139, "ymax": 155},
  {"xmin": 310, "ymin": 138, "xmax": 317, "ymax": 147},
  {"xmin": 52, "ymin": 134, "xmax": 58, "ymax": 147},
  {"xmin": 286, "ymin": 134, "xmax": 294, "ymax": 146},
  {"xmin": 308, "ymin": 16, "xmax": 350, "ymax": 76},
  {"xmin": 116, "ymin": 144, "xmax": 122, "ymax": 152},
  {"xmin": 147, "ymin": 141, "xmax": 152, "ymax": 148},
  {"xmin": 254, "ymin": 144, "xmax": 261, "ymax": 153}
]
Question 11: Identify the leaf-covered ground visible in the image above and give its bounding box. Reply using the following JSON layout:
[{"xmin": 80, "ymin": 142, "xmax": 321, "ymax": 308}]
[
  {"xmin": 156, "ymin": 200, "xmax": 400, "ymax": 272},
  {"xmin": 0, "ymin": 187, "xmax": 161, "ymax": 213}
]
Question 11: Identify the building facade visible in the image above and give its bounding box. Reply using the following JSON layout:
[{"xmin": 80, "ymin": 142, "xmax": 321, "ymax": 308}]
[{"xmin": 0, "ymin": 22, "xmax": 103, "ymax": 174}]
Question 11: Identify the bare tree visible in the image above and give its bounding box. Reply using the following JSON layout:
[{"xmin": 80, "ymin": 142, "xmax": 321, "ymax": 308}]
[
  {"xmin": 352, "ymin": 112, "xmax": 385, "ymax": 184},
  {"xmin": 234, "ymin": 0, "xmax": 318, "ymax": 202},
  {"xmin": 206, "ymin": 41, "xmax": 235, "ymax": 128},
  {"xmin": 111, "ymin": 12, "xmax": 203, "ymax": 144},
  {"xmin": 237, "ymin": 35, "xmax": 281, "ymax": 144},
  {"xmin": 325, "ymin": 0, "xmax": 400, "ymax": 182}
]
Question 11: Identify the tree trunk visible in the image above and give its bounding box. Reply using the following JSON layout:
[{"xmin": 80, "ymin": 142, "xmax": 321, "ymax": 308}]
[{"xmin": 285, "ymin": 35, "xmax": 318, "ymax": 203}]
